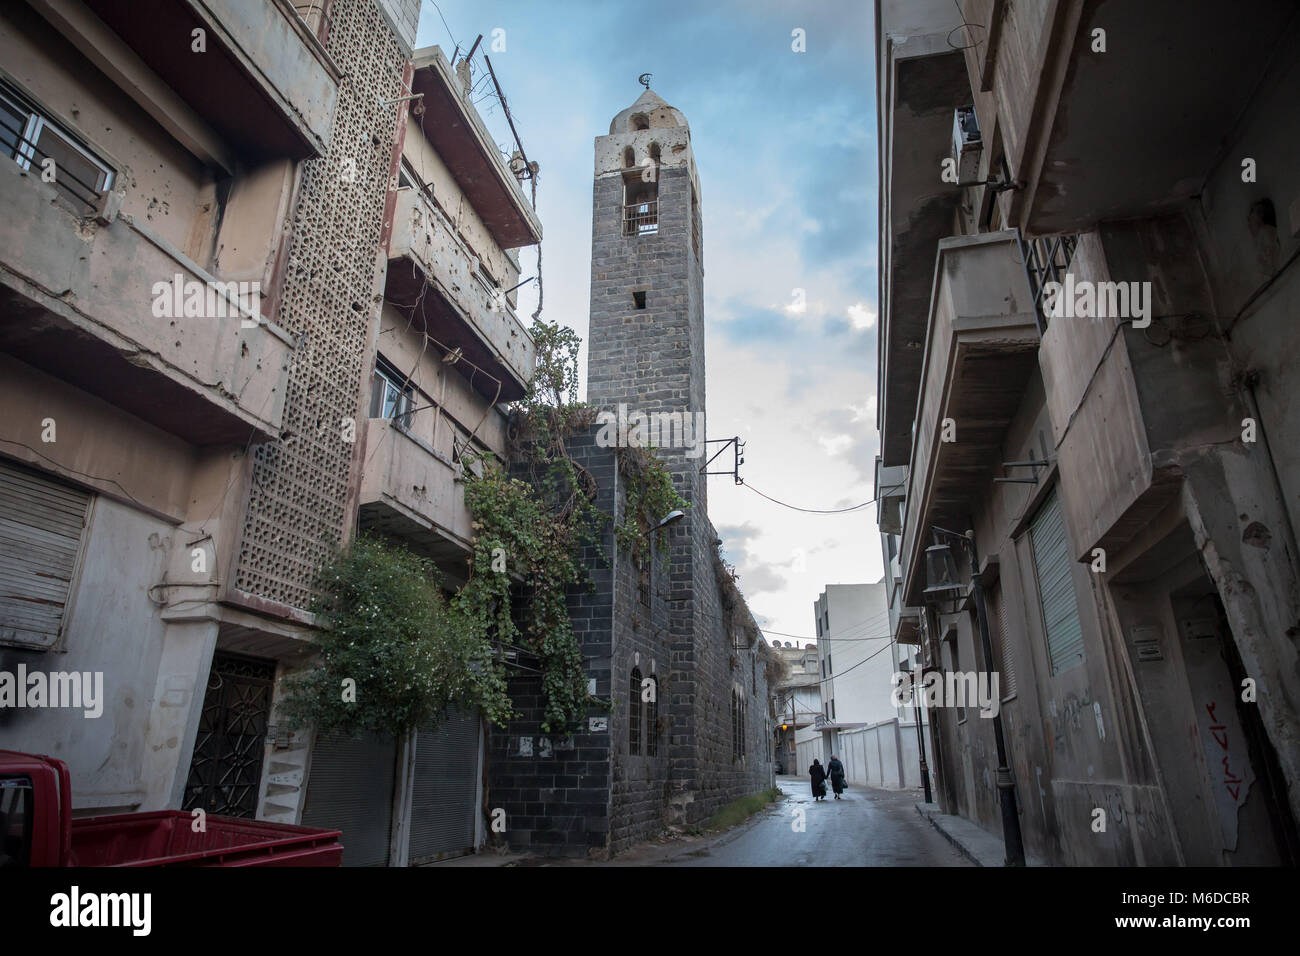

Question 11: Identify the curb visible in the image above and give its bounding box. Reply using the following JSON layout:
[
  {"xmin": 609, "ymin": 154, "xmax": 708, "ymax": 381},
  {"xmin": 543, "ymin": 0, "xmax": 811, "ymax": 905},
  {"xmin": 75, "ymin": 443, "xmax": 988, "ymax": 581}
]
[{"xmin": 915, "ymin": 802, "xmax": 985, "ymax": 866}]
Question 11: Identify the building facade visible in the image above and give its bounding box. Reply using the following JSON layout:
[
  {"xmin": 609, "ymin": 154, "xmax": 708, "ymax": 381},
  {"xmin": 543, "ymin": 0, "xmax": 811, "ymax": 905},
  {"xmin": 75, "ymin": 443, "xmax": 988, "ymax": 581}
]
[
  {"xmin": 0, "ymin": 0, "xmax": 540, "ymax": 867},
  {"xmin": 875, "ymin": 0, "xmax": 1300, "ymax": 865}
]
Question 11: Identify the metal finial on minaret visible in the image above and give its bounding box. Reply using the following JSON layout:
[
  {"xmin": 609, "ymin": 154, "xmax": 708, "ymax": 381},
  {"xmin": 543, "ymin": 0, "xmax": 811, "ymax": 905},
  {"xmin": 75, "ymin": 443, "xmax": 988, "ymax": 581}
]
[{"xmin": 638, "ymin": 73, "xmax": 652, "ymax": 90}]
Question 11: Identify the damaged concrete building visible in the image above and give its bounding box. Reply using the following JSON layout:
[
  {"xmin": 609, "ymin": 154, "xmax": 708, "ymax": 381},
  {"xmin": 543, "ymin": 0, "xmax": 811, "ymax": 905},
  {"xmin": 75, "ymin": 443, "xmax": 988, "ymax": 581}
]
[
  {"xmin": 874, "ymin": 0, "xmax": 1300, "ymax": 865},
  {"xmin": 0, "ymin": 0, "xmax": 541, "ymax": 866},
  {"xmin": 485, "ymin": 87, "xmax": 775, "ymax": 857}
]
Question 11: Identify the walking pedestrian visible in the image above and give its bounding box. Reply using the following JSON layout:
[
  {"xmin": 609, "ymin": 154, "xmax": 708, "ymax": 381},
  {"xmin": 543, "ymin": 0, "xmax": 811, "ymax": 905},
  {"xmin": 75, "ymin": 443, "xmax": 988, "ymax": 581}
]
[
  {"xmin": 827, "ymin": 754, "xmax": 846, "ymax": 800},
  {"xmin": 809, "ymin": 758, "xmax": 828, "ymax": 801}
]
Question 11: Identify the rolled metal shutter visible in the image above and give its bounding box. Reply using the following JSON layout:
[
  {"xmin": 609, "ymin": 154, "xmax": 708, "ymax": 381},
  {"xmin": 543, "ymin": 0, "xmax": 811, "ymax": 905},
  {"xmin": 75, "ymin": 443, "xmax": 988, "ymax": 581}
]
[
  {"xmin": 1029, "ymin": 488, "xmax": 1084, "ymax": 675},
  {"xmin": 990, "ymin": 582, "xmax": 1019, "ymax": 699},
  {"xmin": 0, "ymin": 459, "xmax": 90, "ymax": 649},
  {"xmin": 408, "ymin": 708, "xmax": 479, "ymax": 863},
  {"xmin": 302, "ymin": 730, "xmax": 397, "ymax": 866}
]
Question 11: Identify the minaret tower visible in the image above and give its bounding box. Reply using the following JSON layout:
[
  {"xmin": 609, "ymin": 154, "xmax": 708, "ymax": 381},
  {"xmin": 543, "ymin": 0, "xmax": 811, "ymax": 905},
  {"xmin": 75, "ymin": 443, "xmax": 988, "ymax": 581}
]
[{"xmin": 586, "ymin": 81, "xmax": 706, "ymax": 512}]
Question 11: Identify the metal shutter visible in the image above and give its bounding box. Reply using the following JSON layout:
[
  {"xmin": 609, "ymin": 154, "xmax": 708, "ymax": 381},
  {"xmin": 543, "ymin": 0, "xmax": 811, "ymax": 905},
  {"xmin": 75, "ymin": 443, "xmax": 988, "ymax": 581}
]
[
  {"xmin": 0, "ymin": 459, "xmax": 91, "ymax": 649},
  {"xmin": 1029, "ymin": 488, "xmax": 1085, "ymax": 675},
  {"xmin": 408, "ymin": 708, "xmax": 480, "ymax": 863},
  {"xmin": 302, "ymin": 730, "xmax": 397, "ymax": 866},
  {"xmin": 990, "ymin": 583, "xmax": 1019, "ymax": 699}
]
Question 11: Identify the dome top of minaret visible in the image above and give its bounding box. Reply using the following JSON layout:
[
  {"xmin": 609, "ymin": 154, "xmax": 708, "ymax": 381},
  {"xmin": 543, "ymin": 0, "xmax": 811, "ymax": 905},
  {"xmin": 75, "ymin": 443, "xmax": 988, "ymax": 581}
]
[{"xmin": 609, "ymin": 87, "xmax": 689, "ymax": 135}]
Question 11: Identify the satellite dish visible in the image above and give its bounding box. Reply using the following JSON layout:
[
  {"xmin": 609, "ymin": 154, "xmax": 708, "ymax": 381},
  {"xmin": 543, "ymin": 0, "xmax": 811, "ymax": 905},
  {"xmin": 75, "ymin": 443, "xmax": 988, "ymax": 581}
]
[{"xmin": 638, "ymin": 73, "xmax": 652, "ymax": 90}]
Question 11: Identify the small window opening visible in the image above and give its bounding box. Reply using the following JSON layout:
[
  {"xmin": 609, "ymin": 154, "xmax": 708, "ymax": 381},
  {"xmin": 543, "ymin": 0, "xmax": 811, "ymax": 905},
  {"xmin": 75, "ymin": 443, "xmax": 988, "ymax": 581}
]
[
  {"xmin": 633, "ymin": 290, "xmax": 646, "ymax": 310},
  {"xmin": 630, "ymin": 113, "xmax": 649, "ymax": 131}
]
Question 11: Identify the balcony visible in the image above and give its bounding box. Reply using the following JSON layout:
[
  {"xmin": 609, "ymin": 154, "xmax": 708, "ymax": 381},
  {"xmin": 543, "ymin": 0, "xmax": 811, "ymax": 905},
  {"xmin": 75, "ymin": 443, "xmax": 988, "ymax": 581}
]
[
  {"xmin": 0, "ymin": 159, "xmax": 292, "ymax": 445},
  {"xmin": 408, "ymin": 47, "xmax": 542, "ymax": 250},
  {"xmin": 876, "ymin": 0, "xmax": 971, "ymax": 468},
  {"xmin": 989, "ymin": 0, "xmax": 1295, "ymax": 235},
  {"xmin": 358, "ymin": 418, "xmax": 475, "ymax": 578},
  {"xmin": 875, "ymin": 459, "xmax": 908, "ymax": 535},
  {"xmin": 385, "ymin": 188, "xmax": 535, "ymax": 401},
  {"xmin": 59, "ymin": 0, "xmax": 340, "ymax": 163},
  {"xmin": 899, "ymin": 231, "xmax": 1039, "ymax": 606}
]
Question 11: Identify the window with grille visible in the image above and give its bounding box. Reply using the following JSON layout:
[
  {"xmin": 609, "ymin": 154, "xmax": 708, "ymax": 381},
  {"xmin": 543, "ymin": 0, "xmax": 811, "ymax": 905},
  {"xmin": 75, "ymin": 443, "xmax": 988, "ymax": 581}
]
[
  {"xmin": 0, "ymin": 81, "xmax": 113, "ymax": 216},
  {"xmin": 1029, "ymin": 487, "xmax": 1085, "ymax": 675},
  {"xmin": 369, "ymin": 355, "xmax": 414, "ymax": 432},
  {"xmin": 629, "ymin": 667, "xmax": 642, "ymax": 755}
]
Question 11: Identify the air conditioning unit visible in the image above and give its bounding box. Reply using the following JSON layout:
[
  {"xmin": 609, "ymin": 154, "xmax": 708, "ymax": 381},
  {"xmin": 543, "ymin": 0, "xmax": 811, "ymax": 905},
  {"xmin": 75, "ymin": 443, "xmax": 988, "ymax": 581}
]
[{"xmin": 952, "ymin": 105, "xmax": 983, "ymax": 183}]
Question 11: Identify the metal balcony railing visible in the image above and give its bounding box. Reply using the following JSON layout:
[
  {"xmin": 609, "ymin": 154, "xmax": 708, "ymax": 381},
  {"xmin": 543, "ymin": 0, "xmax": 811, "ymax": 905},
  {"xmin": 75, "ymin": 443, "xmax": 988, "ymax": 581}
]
[
  {"xmin": 623, "ymin": 200, "xmax": 658, "ymax": 237},
  {"xmin": 0, "ymin": 115, "xmax": 105, "ymax": 216},
  {"xmin": 1020, "ymin": 233, "xmax": 1079, "ymax": 335}
]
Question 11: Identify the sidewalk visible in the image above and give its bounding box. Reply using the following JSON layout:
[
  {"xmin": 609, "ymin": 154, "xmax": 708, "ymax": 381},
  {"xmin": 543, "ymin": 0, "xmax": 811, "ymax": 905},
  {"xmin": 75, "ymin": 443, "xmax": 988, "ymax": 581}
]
[{"xmin": 914, "ymin": 802, "xmax": 1047, "ymax": 866}]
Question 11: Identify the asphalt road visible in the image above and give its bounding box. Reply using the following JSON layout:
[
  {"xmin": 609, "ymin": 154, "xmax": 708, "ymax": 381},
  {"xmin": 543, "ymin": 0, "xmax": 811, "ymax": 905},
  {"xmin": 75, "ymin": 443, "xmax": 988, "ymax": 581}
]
[{"xmin": 614, "ymin": 780, "xmax": 974, "ymax": 867}]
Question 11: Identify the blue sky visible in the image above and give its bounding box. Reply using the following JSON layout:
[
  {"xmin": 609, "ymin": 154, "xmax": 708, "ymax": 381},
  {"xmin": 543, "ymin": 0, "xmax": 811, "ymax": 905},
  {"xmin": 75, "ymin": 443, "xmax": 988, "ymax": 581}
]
[{"xmin": 418, "ymin": 0, "xmax": 884, "ymax": 642}]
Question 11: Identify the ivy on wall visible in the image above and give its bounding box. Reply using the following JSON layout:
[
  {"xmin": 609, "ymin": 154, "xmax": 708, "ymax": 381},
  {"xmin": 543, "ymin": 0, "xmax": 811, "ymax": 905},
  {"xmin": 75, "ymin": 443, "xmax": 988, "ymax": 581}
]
[{"xmin": 286, "ymin": 320, "xmax": 687, "ymax": 738}]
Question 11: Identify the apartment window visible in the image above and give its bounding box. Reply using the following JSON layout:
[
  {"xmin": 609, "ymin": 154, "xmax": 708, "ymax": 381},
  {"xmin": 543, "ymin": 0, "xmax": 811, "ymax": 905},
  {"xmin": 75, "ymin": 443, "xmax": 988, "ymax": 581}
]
[
  {"xmin": 1029, "ymin": 487, "xmax": 1085, "ymax": 675},
  {"xmin": 830, "ymin": 699, "xmax": 836, "ymax": 721},
  {"xmin": 629, "ymin": 667, "xmax": 643, "ymax": 755},
  {"xmin": 369, "ymin": 355, "xmax": 414, "ymax": 432},
  {"xmin": 827, "ymin": 654, "xmax": 832, "ymax": 676},
  {"xmin": 816, "ymin": 617, "xmax": 822, "ymax": 637},
  {"xmin": 1, "ymin": 81, "xmax": 113, "ymax": 215}
]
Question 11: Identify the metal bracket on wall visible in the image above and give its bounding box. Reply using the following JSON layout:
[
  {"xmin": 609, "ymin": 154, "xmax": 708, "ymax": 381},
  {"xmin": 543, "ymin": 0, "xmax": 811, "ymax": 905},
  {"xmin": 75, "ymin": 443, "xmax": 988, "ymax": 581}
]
[
  {"xmin": 994, "ymin": 459, "xmax": 1049, "ymax": 484},
  {"xmin": 701, "ymin": 436, "xmax": 745, "ymax": 484}
]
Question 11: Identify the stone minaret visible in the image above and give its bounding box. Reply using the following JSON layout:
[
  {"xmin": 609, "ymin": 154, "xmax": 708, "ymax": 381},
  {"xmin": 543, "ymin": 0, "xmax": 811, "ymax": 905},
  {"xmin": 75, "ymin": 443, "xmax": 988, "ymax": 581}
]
[
  {"xmin": 587, "ymin": 87, "xmax": 715, "ymax": 816},
  {"xmin": 587, "ymin": 86, "xmax": 706, "ymax": 512}
]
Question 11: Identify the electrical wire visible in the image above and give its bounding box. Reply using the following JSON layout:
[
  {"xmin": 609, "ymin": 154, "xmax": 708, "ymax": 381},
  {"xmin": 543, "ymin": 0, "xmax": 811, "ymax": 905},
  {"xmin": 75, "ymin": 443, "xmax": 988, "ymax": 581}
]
[{"xmin": 740, "ymin": 480, "xmax": 905, "ymax": 515}]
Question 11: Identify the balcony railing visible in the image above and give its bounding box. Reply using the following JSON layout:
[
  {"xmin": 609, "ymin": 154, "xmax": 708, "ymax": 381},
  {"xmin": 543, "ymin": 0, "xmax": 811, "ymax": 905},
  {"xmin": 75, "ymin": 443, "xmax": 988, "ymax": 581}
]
[
  {"xmin": 1020, "ymin": 234, "xmax": 1079, "ymax": 335},
  {"xmin": 623, "ymin": 201, "xmax": 658, "ymax": 237}
]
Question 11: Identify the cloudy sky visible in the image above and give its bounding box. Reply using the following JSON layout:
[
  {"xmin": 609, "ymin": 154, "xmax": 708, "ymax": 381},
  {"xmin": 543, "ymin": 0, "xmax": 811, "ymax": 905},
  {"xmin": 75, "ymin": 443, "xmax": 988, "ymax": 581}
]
[{"xmin": 420, "ymin": 0, "xmax": 884, "ymax": 643}]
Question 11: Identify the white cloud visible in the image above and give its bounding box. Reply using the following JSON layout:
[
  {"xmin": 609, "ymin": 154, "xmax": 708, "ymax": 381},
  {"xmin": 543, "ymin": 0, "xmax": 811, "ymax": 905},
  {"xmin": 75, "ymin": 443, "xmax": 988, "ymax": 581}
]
[{"xmin": 847, "ymin": 302, "xmax": 877, "ymax": 329}]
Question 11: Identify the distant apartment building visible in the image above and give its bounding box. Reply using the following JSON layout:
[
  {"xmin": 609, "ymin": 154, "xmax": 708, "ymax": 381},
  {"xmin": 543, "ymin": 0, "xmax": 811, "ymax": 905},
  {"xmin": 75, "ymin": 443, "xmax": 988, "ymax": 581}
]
[
  {"xmin": 793, "ymin": 582, "xmax": 924, "ymax": 788},
  {"xmin": 875, "ymin": 0, "xmax": 1300, "ymax": 864},
  {"xmin": 0, "ymin": 0, "xmax": 540, "ymax": 867},
  {"xmin": 771, "ymin": 640, "xmax": 819, "ymax": 772}
]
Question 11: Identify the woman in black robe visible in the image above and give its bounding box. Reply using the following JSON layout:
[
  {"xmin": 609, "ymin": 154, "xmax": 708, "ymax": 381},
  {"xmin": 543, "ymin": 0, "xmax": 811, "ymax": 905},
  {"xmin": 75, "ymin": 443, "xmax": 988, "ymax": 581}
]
[
  {"xmin": 809, "ymin": 759, "xmax": 828, "ymax": 801},
  {"xmin": 827, "ymin": 755, "xmax": 846, "ymax": 799}
]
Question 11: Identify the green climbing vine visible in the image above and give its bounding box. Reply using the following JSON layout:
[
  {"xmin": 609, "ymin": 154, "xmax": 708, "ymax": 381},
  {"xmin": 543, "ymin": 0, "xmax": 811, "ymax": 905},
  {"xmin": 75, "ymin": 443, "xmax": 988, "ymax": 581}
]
[
  {"xmin": 615, "ymin": 445, "xmax": 689, "ymax": 570},
  {"xmin": 283, "ymin": 320, "xmax": 689, "ymax": 739},
  {"xmin": 281, "ymin": 533, "xmax": 512, "ymax": 737},
  {"xmin": 456, "ymin": 319, "xmax": 606, "ymax": 734}
]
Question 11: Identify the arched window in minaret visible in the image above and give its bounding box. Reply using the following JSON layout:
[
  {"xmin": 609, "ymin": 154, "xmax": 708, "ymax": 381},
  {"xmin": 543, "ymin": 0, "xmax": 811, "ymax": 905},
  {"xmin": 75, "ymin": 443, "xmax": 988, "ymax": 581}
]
[
  {"xmin": 630, "ymin": 113, "xmax": 649, "ymax": 131},
  {"xmin": 622, "ymin": 157, "xmax": 659, "ymax": 237},
  {"xmin": 648, "ymin": 142, "xmax": 661, "ymax": 165},
  {"xmin": 629, "ymin": 666, "xmax": 643, "ymax": 755},
  {"xmin": 623, "ymin": 146, "xmax": 635, "ymax": 168}
]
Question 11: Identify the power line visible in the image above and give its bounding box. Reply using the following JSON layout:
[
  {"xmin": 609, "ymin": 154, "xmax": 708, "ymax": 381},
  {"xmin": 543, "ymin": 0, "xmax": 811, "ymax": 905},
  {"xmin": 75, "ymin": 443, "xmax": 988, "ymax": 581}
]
[{"xmin": 740, "ymin": 480, "xmax": 906, "ymax": 515}]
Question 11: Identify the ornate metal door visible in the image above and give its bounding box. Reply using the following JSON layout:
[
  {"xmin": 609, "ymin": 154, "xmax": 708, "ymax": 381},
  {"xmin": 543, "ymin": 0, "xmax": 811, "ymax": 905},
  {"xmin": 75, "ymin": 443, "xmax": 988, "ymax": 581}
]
[{"xmin": 183, "ymin": 651, "xmax": 276, "ymax": 818}]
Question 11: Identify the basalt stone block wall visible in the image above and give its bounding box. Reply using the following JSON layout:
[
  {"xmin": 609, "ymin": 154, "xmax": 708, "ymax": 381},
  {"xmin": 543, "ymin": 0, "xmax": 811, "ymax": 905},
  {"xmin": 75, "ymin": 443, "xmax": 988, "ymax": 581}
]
[{"xmin": 486, "ymin": 429, "xmax": 615, "ymax": 857}]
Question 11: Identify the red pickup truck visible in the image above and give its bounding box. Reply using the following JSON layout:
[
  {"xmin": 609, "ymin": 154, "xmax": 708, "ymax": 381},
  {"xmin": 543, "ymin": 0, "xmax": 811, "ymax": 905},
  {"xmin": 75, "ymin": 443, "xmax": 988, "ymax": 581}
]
[{"xmin": 1, "ymin": 750, "xmax": 342, "ymax": 867}]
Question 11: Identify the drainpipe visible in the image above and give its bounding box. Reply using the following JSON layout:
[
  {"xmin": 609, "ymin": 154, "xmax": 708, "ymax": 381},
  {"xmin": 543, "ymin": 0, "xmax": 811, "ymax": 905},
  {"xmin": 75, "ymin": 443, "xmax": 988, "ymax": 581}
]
[{"xmin": 965, "ymin": 530, "xmax": 1026, "ymax": 867}]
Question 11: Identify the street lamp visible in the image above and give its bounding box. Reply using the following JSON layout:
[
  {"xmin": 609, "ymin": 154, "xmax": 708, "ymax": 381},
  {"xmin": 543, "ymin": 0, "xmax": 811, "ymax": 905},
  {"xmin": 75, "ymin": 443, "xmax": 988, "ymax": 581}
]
[
  {"xmin": 923, "ymin": 525, "xmax": 1026, "ymax": 867},
  {"xmin": 898, "ymin": 656, "xmax": 932, "ymax": 804}
]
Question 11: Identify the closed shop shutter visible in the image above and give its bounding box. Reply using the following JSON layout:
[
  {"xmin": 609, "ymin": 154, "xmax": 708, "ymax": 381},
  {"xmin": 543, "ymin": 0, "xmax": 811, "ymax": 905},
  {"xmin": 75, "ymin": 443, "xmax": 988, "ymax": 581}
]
[
  {"xmin": 408, "ymin": 708, "xmax": 480, "ymax": 863},
  {"xmin": 1029, "ymin": 488, "xmax": 1085, "ymax": 675},
  {"xmin": 302, "ymin": 730, "xmax": 397, "ymax": 867},
  {"xmin": 0, "ymin": 459, "xmax": 91, "ymax": 650},
  {"xmin": 989, "ymin": 583, "xmax": 1019, "ymax": 699}
]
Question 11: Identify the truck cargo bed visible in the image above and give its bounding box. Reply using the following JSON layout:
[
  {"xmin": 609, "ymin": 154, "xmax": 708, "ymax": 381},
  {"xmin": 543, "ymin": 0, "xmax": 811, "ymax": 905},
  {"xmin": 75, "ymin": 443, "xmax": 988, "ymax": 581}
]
[{"xmin": 70, "ymin": 811, "xmax": 343, "ymax": 867}]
